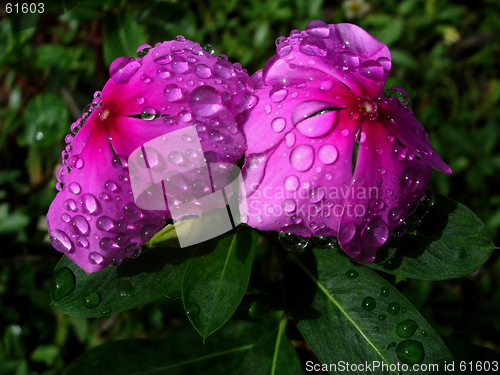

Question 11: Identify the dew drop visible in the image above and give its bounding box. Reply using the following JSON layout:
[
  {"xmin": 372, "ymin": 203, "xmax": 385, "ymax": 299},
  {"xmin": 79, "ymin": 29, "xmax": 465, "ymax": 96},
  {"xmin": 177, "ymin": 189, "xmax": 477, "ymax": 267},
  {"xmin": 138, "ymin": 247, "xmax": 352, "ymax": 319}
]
[
  {"xmin": 387, "ymin": 302, "xmax": 401, "ymax": 315},
  {"xmin": 105, "ymin": 180, "xmax": 118, "ymax": 192},
  {"xmin": 307, "ymin": 186, "xmax": 325, "ymax": 203},
  {"xmin": 60, "ymin": 213, "xmax": 70, "ymax": 223},
  {"xmin": 313, "ymin": 228, "xmax": 337, "ymax": 249},
  {"xmin": 188, "ymin": 86, "xmax": 222, "ymax": 116},
  {"xmin": 359, "ymin": 60, "xmax": 385, "ymax": 81},
  {"xmin": 317, "ymin": 144, "xmax": 338, "ymax": 164},
  {"xmin": 51, "ymin": 267, "xmax": 76, "ymax": 301},
  {"xmin": 194, "ymin": 63, "xmax": 212, "ymax": 78},
  {"xmin": 379, "ymin": 314, "xmax": 386, "ymax": 320},
  {"xmin": 346, "ymin": 269, "xmax": 359, "ymax": 279},
  {"xmin": 89, "ymin": 252, "xmax": 104, "ymax": 265},
  {"xmin": 396, "ymin": 319, "xmax": 419, "ymax": 338},
  {"xmin": 284, "ymin": 175, "xmax": 300, "ymax": 192},
  {"xmin": 85, "ymin": 291, "xmax": 101, "ymax": 308},
  {"xmin": 361, "ymin": 220, "xmax": 389, "ymax": 247},
  {"xmin": 361, "ymin": 297, "xmax": 376, "ymax": 311},
  {"xmin": 341, "ymin": 128, "xmax": 350, "ymax": 137},
  {"xmin": 152, "ymin": 46, "xmax": 172, "ymax": 64},
  {"xmin": 163, "ymin": 84, "xmax": 183, "ymax": 102},
  {"xmin": 168, "ymin": 151, "xmax": 184, "ymax": 165},
  {"xmin": 117, "ymin": 280, "xmax": 135, "ymax": 297},
  {"xmin": 269, "ymin": 87, "xmax": 288, "ymax": 103},
  {"xmin": 380, "ymin": 287, "xmax": 390, "ymax": 297},
  {"xmin": 69, "ymin": 215, "xmax": 90, "ymax": 235},
  {"xmin": 141, "ymin": 107, "xmax": 156, "ymax": 121},
  {"xmin": 281, "ymin": 199, "xmax": 296, "ymax": 213},
  {"xmin": 278, "ymin": 227, "xmax": 311, "ymax": 251},
  {"xmin": 396, "ymin": 340, "xmax": 425, "ymax": 365},
  {"xmin": 96, "ymin": 216, "xmax": 115, "ymax": 232},
  {"xmin": 68, "ymin": 182, "xmax": 81, "ymax": 195},
  {"xmin": 290, "ymin": 144, "xmax": 315, "ymax": 171},
  {"xmin": 284, "ymin": 131, "xmax": 296, "ymax": 148},
  {"xmin": 50, "ymin": 230, "xmax": 74, "ymax": 254},
  {"xmin": 299, "ymin": 36, "xmax": 327, "ymax": 56},
  {"xmin": 186, "ymin": 302, "xmax": 200, "ymax": 317},
  {"xmin": 76, "ymin": 236, "xmax": 89, "ymax": 248},
  {"xmin": 63, "ymin": 199, "xmax": 77, "ymax": 212},
  {"xmin": 271, "ymin": 117, "xmax": 286, "ymax": 133}
]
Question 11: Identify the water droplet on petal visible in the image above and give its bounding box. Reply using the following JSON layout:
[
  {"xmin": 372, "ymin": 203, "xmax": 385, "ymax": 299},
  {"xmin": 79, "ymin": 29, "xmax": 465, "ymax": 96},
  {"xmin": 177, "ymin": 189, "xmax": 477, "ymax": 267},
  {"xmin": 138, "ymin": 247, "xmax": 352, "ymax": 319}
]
[
  {"xmin": 308, "ymin": 187, "xmax": 325, "ymax": 203},
  {"xmin": 214, "ymin": 59, "xmax": 233, "ymax": 79},
  {"xmin": 401, "ymin": 168, "xmax": 414, "ymax": 192},
  {"xmin": 341, "ymin": 129, "xmax": 350, "ymax": 137},
  {"xmin": 374, "ymin": 199, "xmax": 385, "ymax": 210},
  {"xmin": 305, "ymin": 19, "xmax": 330, "ymax": 38},
  {"xmin": 318, "ymin": 79, "xmax": 334, "ymax": 92},
  {"xmin": 271, "ymin": 117, "xmax": 286, "ymax": 132},
  {"xmin": 69, "ymin": 215, "xmax": 90, "ymax": 235},
  {"xmin": 284, "ymin": 131, "xmax": 296, "ymax": 148},
  {"xmin": 313, "ymin": 228, "xmax": 337, "ymax": 249},
  {"xmin": 278, "ymin": 225, "xmax": 311, "ymax": 251},
  {"xmin": 337, "ymin": 51, "xmax": 360, "ymax": 70},
  {"xmin": 89, "ymin": 252, "xmax": 104, "ymax": 265},
  {"xmin": 282, "ymin": 199, "xmax": 296, "ymax": 213},
  {"xmin": 141, "ymin": 107, "xmax": 156, "ymax": 121},
  {"xmin": 361, "ymin": 220, "xmax": 388, "ymax": 247},
  {"xmin": 163, "ymin": 84, "xmax": 183, "ymax": 102},
  {"xmin": 299, "ymin": 36, "xmax": 327, "ymax": 56},
  {"xmin": 290, "ymin": 145, "xmax": 315, "ymax": 171},
  {"xmin": 317, "ymin": 144, "xmax": 338, "ymax": 164},
  {"xmin": 77, "ymin": 193, "xmax": 100, "ymax": 214},
  {"xmin": 171, "ymin": 56, "xmax": 188, "ymax": 73},
  {"xmin": 152, "ymin": 46, "xmax": 172, "ymax": 64},
  {"xmin": 109, "ymin": 57, "xmax": 140, "ymax": 83},
  {"xmin": 123, "ymin": 203, "xmax": 142, "ymax": 221},
  {"xmin": 76, "ymin": 236, "xmax": 89, "ymax": 248},
  {"xmin": 188, "ymin": 86, "xmax": 222, "ymax": 116},
  {"xmin": 284, "ymin": 175, "xmax": 300, "ymax": 192},
  {"xmin": 105, "ymin": 180, "xmax": 118, "ymax": 192},
  {"xmin": 359, "ymin": 60, "xmax": 385, "ymax": 81},
  {"xmin": 96, "ymin": 216, "xmax": 115, "ymax": 232},
  {"xmin": 68, "ymin": 182, "xmax": 81, "ymax": 195},
  {"xmin": 168, "ymin": 151, "xmax": 184, "ymax": 165},
  {"xmin": 269, "ymin": 87, "xmax": 288, "ymax": 103},
  {"xmin": 392, "ymin": 144, "xmax": 406, "ymax": 161},
  {"xmin": 194, "ymin": 63, "xmax": 212, "ymax": 78},
  {"xmin": 156, "ymin": 66, "xmax": 170, "ymax": 79},
  {"xmin": 50, "ymin": 230, "xmax": 74, "ymax": 254}
]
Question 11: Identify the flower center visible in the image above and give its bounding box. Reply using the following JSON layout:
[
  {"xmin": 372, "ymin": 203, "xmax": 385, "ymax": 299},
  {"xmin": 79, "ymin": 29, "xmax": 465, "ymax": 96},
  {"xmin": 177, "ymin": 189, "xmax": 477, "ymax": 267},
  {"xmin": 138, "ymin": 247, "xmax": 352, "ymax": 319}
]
[
  {"xmin": 349, "ymin": 97, "xmax": 378, "ymax": 121},
  {"xmin": 97, "ymin": 107, "xmax": 111, "ymax": 122}
]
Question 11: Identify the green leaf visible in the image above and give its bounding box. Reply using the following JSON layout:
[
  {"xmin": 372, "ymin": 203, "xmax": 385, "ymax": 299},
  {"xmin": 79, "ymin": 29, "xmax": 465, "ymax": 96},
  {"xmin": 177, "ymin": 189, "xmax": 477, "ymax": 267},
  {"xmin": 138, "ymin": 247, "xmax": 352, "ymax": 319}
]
[
  {"xmin": 63, "ymin": 320, "xmax": 265, "ymax": 375},
  {"xmin": 283, "ymin": 249, "xmax": 454, "ymax": 373},
  {"xmin": 238, "ymin": 316, "xmax": 303, "ymax": 375},
  {"xmin": 182, "ymin": 226, "xmax": 258, "ymax": 339},
  {"xmin": 370, "ymin": 193, "xmax": 496, "ymax": 280},
  {"xmin": 52, "ymin": 245, "xmax": 194, "ymax": 318},
  {"xmin": 103, "ymin": 9, "xmax": 148, "ymax": 66},
  {"xmin": 20, "ymin": 92, "xmax": 69, "ymax": 147}
]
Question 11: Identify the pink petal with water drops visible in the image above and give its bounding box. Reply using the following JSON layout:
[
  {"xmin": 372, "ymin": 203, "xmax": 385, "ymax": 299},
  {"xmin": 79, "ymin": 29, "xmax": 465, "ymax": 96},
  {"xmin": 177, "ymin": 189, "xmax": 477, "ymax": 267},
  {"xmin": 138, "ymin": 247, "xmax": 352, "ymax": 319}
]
[
  {"xmin": 337, "ymin": 119, "xmax": 432, "ymax": 264},
  {"xmin": 47, "ymin": 125, "xmax": 166, "ymax": 273},
  {"xmin": 242, "ymin": 21, "xmax": 451, "ymax": 264},
  {"xmin": 379, "ymin": 97, "xmax": 452, "ymax": 174},
  {"xmin": 272, "ymin": 20, "xmax": 391, "ymax": 98},
  {"xmin": 48, "ymin": 38, "xmax": 254, "ymax": 272}
]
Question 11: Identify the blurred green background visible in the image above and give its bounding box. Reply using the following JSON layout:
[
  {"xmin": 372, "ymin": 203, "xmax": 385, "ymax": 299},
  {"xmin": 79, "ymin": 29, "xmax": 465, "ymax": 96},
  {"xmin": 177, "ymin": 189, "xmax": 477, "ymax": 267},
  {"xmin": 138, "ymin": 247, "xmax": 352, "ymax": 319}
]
[{"xmin": 0, "ymin": 0, "xmax": 499, "ymax": 373}]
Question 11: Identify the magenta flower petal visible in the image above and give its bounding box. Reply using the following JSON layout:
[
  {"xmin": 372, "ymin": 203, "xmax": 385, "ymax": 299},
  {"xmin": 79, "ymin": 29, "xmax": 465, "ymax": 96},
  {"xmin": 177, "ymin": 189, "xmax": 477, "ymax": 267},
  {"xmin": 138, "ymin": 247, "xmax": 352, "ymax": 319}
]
[
  {"xmin": 272, "ymin": 20, "xmax": 390, "ymax": 98},
  {"xmin": 48, "ymin": 39, "xmax": 253, "ymax": 273},
  {"xmin": 242, "ymin": 21, "xmax": 451, "ymax": 263}
]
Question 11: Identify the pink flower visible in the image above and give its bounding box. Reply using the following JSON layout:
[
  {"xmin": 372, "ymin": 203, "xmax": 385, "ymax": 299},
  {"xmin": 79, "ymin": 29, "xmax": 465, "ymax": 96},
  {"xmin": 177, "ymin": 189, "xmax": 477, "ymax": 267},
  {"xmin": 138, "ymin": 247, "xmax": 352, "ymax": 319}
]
[
  {"xmin": 47, "ymin": 38, "xmax": 254, "ymax": 273},
  {"xmin": 241, "ymin": 21, "xmax": 452, "ymax": 263}
]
